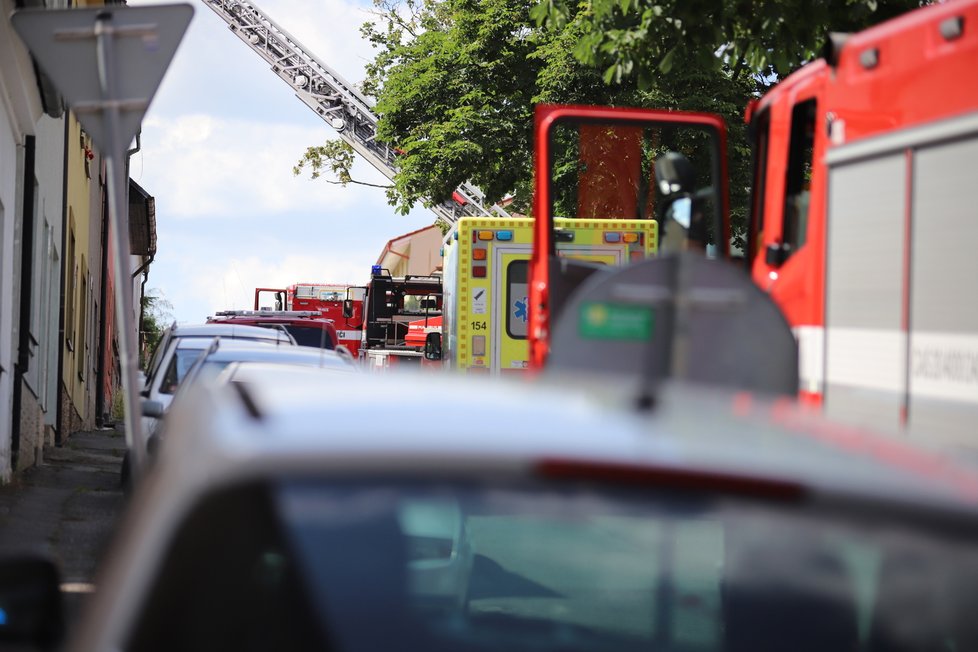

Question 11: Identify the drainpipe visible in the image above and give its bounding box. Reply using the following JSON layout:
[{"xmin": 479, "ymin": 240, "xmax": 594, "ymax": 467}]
[
  {"xmin": 127, "ymin": 133, "xmax": 155, "ymax": 361},
  {"xmin": 11, "ymin": 135, "xmax": 37, "ymax": 472},
  {"xmin": 95, "ymin": 168, "xmax": 109, "ymax": 427},
  {"xmin": 137, "ymin": 263, "xmax": 152, "ymax": 360}
]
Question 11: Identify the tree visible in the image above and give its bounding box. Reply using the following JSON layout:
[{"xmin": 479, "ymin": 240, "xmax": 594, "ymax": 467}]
[
  {"xmin": 300, "ymin": 0, "xmax": 752, "ymax": 211},
  {"xmin": 532, "ymin": 0, "xmax": 924, "ymax": 88},
  {"xmin": 296, "ymin": 0, "xmax": 920, "ymax": 246},
  {"xmin": 139, "ymin": 289, "xmax": 173, "ymax": 370}
]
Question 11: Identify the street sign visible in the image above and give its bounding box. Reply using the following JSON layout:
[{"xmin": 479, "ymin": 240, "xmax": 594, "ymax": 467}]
[{"xmin": 11, "ymin": 4, "xmax": 193, "ymax": 151}]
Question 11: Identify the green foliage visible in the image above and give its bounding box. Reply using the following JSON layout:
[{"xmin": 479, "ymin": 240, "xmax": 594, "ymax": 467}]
[
  {"xmin": 139, "ymin": 289, "xmax": 172, "ymax": 370},
  {"xmin": 293, "ymin": 140, "xmax": 395, "ymax": 190},
  {"xmin": 361, "ymin": 0, "xmax": 547, "ymax": 215},
  {"xmin": 293, "ymin": 140, "xmax": 356, "ymax": 183},
  {"xmin": 303, "ymin": 0, "xmax": 921, "ymax": 246},
  {"xmin": 533, "ymin": 0, "xmax": 924, "ymax": 85}
]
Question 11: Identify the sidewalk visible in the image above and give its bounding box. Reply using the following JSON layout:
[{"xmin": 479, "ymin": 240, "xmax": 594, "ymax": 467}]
[{"xmin": 0, "ymin": 426, "xmax": 127, "ymax": 624}]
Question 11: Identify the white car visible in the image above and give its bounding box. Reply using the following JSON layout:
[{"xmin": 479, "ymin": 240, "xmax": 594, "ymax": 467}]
[
  {"xmin": 124, "ymin": 323, "xmax": 296, "ymax": 486},
  {"xmin": 142, "ymin": 340, "xmax": 358, "ymax": 465},
  {"xmin": 9, "ymin": 368, "xmax": 978, "ymax": 651},
  {"xmin": 140, "ymin": 322, "xmax": 295, "ymax": 389}
]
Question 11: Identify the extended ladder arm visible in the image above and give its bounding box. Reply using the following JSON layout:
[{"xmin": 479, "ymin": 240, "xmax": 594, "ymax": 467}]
[{"xmin": 203, "ymin": 0, "xmax": 507, "ymax": 223}]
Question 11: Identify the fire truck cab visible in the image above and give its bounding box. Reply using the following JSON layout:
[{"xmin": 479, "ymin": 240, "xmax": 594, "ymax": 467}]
[
  {"xmin": 745, "ymin": 0, "xmax": 978, "ymax": 449},
  {"xmin": 255, "ymin": 284, "xmax": 365, "ymax": 357},
  {"xmin": 356, "ymin": 267, "xmax": 443, "ymax": 370},
  {"xmin": 207, "ymin": 310, "xmax": 339, "ymax": 352}
]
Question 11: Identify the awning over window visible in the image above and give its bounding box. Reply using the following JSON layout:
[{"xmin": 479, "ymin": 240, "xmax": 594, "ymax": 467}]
[{"xmin": 128, "ymin": 178, "xmax": 156, "ymax": 257}]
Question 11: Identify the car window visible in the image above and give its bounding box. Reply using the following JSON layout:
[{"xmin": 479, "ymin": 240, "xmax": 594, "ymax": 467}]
[
  {"xmin": 142, "ymin": 332, "xmax": 172, "ymax": 387},
  {"xmin": 158, "ymin": 349, "xmax": 207, "ymax": 395},
  {"xmin": 126, "ymin": 479, "xmax": 978, "ymax": 652},
  {"xmin": 125, "ymin": 484, "xmax": 325, "ymax": 651}
]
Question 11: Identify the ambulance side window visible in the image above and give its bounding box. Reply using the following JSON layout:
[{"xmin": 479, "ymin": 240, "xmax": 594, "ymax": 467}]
[
  {"xmin": 782, "ymin": 99, "xmax": 816, "ymax": 259},
  {"xmin": 506, "ymin": 261, "xmax": 529, "ymax": 339}
]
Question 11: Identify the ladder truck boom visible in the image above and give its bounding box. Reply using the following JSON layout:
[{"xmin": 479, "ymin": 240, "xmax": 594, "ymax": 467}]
[{"xmin": 203, "ymin": 0, "xmax": 505, "ymax": 224}]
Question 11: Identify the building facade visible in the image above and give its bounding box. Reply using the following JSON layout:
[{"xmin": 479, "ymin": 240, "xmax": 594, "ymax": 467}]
[{"xmin": 1, "ymin": 0, "xmax": 155, "ymax": 479}]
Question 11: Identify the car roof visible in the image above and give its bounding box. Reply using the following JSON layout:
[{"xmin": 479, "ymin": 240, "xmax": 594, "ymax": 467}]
[
  {"xmin": 155, "ymin": 366, "xmax": 978, "ymax": 518},
  {"xmin": 172, "ymin": 337, "xmax": 293, "ymax": 351},
  {"xmin": 82, "ymin": 368, "xmax": 978, "ymax": 651},
  {"xmin": 208, "ymin": 315, "xmax": 336, "ymax": 328},
  {"xmin": 202, "ymin": 343, "xmax": 355, "ymax": 369},
  {"xmin": 170, "ymin": 322, "xmax": 294, "ymax": 342}
]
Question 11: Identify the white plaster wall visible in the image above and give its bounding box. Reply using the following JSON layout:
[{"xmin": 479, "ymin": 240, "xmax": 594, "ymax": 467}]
[
  {"xmin": 0, "ymin": 0, "xmax": 45, "ymax": 480},
  {"xmin": 34, "ymin": 115, "xmax": 65, "ymax": 431}
]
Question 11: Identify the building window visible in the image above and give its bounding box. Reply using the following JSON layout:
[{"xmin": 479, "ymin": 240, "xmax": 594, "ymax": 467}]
[
  {"xmin": 66, "ymin": 221, "xmax": 76, "ymax": 351},
  {"xmin": 78, "ymin": 258, "xmax": 87, "ymax": 381}
]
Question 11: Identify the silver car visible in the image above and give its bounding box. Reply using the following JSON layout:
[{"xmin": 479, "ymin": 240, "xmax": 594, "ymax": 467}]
[
  {"xmin": 9, "ymin": 369, "xmax": 978, "ymax": 651},
  {"xmin": 142, "ymin": 339, "xmax": 358, "ymax": 465},
  {"xmin": 125, "ymin": 323, "xmax": 296, "ymax": 486}
]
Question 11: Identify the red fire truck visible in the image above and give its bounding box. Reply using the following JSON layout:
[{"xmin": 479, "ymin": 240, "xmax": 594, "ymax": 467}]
[
  {"xmin": 358, "ymin": 266, "xmax": 442, "ymax": 370},
  {"xmin": 745, "ymin": 0, "xmax": 978, "ymax": 448},
  {"xmin": 206, "ymin": 310, "xmax": 339, "ymax": 351},
  {"xmin": 255, "ymin": 284, "xmax": 365, "ymax": 357}
]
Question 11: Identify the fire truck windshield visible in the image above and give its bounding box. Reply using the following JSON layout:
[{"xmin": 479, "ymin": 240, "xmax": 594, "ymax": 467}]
[
  {"xmin": 284, "ymin": 325, "xmax": 335, "ymax": 350},
  {"xmin": 402, "ymin": 294, "xmax": 441, "ymax": 315}
]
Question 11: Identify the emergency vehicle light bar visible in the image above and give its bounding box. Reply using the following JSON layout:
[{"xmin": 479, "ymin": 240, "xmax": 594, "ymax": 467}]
[
  {"xmin": 215, "ymin": 310, "xmax": 323, "ymax": 318},
  {"xmin": 402, "ymin": 275, "xmax": 443, "ymax": 283}
]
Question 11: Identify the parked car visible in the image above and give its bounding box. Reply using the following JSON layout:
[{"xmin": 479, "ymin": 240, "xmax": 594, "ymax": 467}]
[
  {"xmin": 140, "ymin": 339, "xmax": 358, "ymax": 468},
  {"xmin": 9, "ymin": 369, "xmax": 978, "ymax": 651},
  {"xmin": 124, "ymin": 323, "xmax": 297, "ymax": 487},
  {"xmin": 180, "ymin": 338, "xmax": 357, "ymax": 388},
  {"xmin": 141, "ymin": 322, "xmax": 295, "ymax": 390}
]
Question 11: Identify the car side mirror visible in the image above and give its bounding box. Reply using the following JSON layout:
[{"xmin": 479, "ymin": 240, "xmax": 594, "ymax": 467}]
[
  {"xmin": 141, "ymin": 399, "xmax": 164, "ymax": 419},
  {"xmin": 0, "ymin": 555, "xmax": 65, "ymax": 650},
  {"xmin": 424, "ymin": 332, "xmax": 442, "ymax": 361},
  {"xmin": 659, "ymin": 196, "xmax": 693, "ymax": 254},
  {"xmin": 342, "ymin": 299, "xmax": 354, "ymax": 319},
  {"xmin": 765, "ymin": 242, "xmax": 791, "ymax": 268},
  {"xmin": 654, "ymin": 151, "xmax": 695, "ymax": 197}
]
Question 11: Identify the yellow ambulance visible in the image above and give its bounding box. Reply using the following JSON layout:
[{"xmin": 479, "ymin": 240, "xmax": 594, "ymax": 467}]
[{"xmin": 441, "ymin": 216, "xmax": 657, "ymax": 374}]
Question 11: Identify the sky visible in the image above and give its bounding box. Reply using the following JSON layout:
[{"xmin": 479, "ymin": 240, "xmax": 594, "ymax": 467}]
[{"xmin": 128, "ymin": 0, "xmax": 434, "ymax": 324}]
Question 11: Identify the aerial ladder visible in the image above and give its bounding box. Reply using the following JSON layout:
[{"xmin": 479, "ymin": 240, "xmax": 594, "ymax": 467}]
[{"xmin": 202, "ymin": 0, "xmax": 507, "ymax": 225}]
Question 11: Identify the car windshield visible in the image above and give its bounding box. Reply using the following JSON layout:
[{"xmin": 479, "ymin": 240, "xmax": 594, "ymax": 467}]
[
  {"xmin": 283, "ymin": 325, "xmax": 334, "ymax": 349},
  {"xmin": 128, "ymin": 479, "xmax": 978, "ymax": 652}
]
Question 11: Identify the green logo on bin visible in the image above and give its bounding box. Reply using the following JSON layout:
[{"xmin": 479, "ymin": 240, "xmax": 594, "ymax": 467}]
[{"xmin": 579, "ymin": 302, "xmax": 654, "ymax": 340}]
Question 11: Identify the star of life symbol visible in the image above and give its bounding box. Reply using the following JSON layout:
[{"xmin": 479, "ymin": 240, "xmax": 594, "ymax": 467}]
[{"xmin": 514, "ymin": 297, "xmax": 528, "ymax": 322}]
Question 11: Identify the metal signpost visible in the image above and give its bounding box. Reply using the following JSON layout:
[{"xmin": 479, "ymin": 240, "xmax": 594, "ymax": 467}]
[{"xmin": 13, "ymin": 4, "xmax": 193, "ymax": 474}]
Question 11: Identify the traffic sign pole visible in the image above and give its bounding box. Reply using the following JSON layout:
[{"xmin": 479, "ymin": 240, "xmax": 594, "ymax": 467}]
[{"xmin": 93, "ymin": 12, "xmax": 146, "ymax": 475}]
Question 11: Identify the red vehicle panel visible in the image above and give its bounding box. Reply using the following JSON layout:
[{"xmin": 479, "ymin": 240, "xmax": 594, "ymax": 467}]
[
  {"xmin": 746, "ymin": 0, "xmax": 978, "ymax": 444},
  {"xmin": 255, "ymin": 284, "xmax": 364, "ymax": 357}
]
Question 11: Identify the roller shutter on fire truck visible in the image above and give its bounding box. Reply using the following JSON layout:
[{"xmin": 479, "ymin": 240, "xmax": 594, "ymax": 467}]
[
  {"xmin": 748, "ymin": 0, "xmax": 978, "ymax": 453},
  {"xmin": 824, "ymin": 119, "xmax": 978, "ymax": 447}
]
